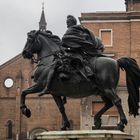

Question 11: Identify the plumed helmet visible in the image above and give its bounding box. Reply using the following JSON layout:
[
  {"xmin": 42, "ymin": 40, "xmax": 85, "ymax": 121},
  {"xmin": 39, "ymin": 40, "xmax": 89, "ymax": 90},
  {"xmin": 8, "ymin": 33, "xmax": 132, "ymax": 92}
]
[{"xmin": 67, "ymin": 15, "xmax": 77, "ymax": 27}]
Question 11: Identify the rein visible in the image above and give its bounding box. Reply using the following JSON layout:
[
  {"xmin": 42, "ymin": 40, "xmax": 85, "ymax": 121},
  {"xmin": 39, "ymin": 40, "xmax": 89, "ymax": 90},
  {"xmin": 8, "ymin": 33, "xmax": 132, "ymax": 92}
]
[
  {"xmin": 31, "ymin": 50, "xmax": 64, "ymax": 64},
  {"xmin": 28, "ymin": 30, "xmax": 65, "ymax": 64}
]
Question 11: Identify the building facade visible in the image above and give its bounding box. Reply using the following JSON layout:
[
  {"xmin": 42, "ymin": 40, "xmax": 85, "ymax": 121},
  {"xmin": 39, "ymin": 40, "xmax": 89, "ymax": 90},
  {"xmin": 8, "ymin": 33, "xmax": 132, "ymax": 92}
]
[{"xmin": 79, "ymin": 0, "xmax": 140, "ymax": 140}]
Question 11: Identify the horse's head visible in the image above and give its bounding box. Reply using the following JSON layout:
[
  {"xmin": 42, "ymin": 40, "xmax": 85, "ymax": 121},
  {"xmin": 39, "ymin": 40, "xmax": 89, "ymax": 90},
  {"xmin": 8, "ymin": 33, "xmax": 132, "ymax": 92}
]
[
  {"xmin": 22, "ymin": 30, "xmax": 41, "ymax": 59},
  {"xmin": 23, "ymin": 30, "xmax": 62, "ymax": 61}
]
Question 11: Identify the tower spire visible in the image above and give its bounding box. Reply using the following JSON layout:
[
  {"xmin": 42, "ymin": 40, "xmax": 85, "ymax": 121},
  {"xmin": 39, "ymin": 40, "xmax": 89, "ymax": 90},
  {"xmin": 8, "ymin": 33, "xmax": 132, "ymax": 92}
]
[
  {"xmin": 42, "ymin": 2, "xmax": 44, "ymax": 11},
  {"xmin": 39, "ymin": 2, "xmax": 47, "ymax": 31}
]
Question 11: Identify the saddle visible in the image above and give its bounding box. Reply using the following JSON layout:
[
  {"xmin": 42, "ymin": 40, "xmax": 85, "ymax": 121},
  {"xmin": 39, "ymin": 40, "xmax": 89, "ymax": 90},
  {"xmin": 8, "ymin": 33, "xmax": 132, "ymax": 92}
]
[{"xmin": 56, "ymin": 54, "xmax": 96, "ymax": 81}]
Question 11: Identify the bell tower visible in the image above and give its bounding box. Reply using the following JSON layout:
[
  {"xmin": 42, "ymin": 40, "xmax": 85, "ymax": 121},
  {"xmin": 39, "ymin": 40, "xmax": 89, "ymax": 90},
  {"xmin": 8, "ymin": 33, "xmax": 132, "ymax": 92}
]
[
  {"xmin": 39, "ymin": 2, "xmax": 47, "ymax": 31},
  {"xmin": 125, "ymin": 0, "xmax": 140, "ymax": 11}
]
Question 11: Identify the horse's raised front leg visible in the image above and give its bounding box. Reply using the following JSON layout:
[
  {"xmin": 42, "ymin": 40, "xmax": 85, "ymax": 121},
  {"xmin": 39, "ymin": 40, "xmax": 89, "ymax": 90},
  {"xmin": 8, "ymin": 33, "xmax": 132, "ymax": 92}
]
[
  {"xmin": 104, "ymin": 88, "xmax": 128, "ymax": 131},
  {"xmin": 52, "ymin": 95, "xmax": 70, "ymax": 130},
  {"xmin": 20, "ymin": 84, "xmax": 44, "ymax": 118},
  {"xmin": 94, "ymin": 96, "xmax": 113, "ymax": 129}
]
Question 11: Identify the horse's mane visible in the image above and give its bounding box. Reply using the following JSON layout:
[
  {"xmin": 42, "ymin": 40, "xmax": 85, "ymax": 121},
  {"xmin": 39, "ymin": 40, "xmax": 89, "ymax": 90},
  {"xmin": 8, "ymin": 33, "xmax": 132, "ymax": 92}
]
[{"xmin": 39, "ymin": 30, "xmax": 61, "ymax": 46}]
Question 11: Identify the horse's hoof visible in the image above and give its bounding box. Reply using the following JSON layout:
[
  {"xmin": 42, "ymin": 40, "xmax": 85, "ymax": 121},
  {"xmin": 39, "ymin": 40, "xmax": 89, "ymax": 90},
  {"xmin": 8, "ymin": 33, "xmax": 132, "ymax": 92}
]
[
  {"xmin": 116, "ymin": 123, "xmax": 124, "ymax": 132},
  {"xmin": 122, "ymin": 119, "xmax": 128, "ymax": 125},
  {"xmin": 94, "ymin": 118, "xmax": 102, "ymax": 129},
  {"xmin": 25, "ymin": 108, "xmax": 31, "ymax": 118},
  {"xmin": 21, "ymin": 107, "xmax": 31, "ymax": 118},
  {"xmin": 61, "ymin": 121, "xmax": 70, "ymax": 130},
  {"xmin": 61, "ymin": 127, "xmax": 67, "ymax": 131}
]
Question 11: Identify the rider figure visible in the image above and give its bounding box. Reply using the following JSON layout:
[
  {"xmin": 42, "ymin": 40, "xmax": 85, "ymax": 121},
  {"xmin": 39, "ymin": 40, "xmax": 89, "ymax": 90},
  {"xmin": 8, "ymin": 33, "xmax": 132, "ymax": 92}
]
[
  {"xmin": 62, "ymin": 15, "xmax": 104, "ymax": 78},
  {"xmin": 39, "ymin": 15, "xmax": 104, "ymax": 96}
]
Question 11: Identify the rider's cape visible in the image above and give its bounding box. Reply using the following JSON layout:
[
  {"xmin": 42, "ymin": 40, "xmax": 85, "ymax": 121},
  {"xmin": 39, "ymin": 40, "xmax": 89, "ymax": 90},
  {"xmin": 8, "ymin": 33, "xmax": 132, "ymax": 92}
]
[{"xmin": 62, "ymin": 25, "xmax": 104, "ymax": 54}]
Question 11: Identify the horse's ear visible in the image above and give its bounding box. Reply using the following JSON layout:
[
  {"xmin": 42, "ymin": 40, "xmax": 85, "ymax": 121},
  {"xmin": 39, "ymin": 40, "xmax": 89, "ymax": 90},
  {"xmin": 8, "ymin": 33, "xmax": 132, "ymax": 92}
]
[
  {"xmin": 37, "ymin": 30, "xmax": 41, "ymax": 35},
  {"xmin": 27, "ymin": 32, "xmax": 30, "ymax": 37},
  {"xmin": 27, "ymin": 30, "xmax": 37, "ymax": 38}
]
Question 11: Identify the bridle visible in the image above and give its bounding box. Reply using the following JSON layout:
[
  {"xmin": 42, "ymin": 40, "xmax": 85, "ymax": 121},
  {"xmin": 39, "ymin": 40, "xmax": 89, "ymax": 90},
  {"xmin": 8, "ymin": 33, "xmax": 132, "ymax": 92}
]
[
  {"xmin": 31, "ymin": 55, "xmax": 38, "ymax": 64},
  {"xmin": 26, "ymin": 30, "xmax": 40, "ymax": 63},
  {"xmin": 26, "ymin": 30, "xmax": 66, "ymax": 64},
  {"xmin": 36, "ymin": 50, "xmax": 65, "ymax": 63}
]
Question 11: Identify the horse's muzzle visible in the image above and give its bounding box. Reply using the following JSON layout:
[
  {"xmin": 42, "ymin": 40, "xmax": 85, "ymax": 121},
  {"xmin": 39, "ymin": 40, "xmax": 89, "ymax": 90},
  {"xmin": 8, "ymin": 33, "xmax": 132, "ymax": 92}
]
[{"xmin": 22, "ymin": 50, "xmax": 33, "ymax": 59}]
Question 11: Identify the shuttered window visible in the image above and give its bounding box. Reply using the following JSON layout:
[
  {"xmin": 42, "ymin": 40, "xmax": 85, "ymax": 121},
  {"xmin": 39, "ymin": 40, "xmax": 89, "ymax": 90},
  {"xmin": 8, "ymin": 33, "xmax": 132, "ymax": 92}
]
[{"xmin": 100, "ymin": 29, "xmax": 112, "ymax": 47}]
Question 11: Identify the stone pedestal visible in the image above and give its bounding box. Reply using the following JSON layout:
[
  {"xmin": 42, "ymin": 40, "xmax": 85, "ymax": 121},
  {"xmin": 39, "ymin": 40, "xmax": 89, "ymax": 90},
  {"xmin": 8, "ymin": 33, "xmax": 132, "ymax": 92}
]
[{"xmin": 35, "ymin": 130, "xmax": 133, "ymax": 140}]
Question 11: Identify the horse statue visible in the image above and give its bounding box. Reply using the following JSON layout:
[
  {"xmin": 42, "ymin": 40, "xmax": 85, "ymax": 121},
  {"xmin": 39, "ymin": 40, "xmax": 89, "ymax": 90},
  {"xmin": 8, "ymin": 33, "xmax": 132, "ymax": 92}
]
[{"xmin": 21, "ymin": 30, "xmax": 140, "ymax": 131}]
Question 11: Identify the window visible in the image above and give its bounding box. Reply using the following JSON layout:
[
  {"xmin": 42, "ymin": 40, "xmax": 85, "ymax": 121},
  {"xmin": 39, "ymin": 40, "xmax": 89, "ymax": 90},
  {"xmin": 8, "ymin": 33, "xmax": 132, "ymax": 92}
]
[
  {"xmin": 92, "ymin": 102, "xmax": 118, "ymax": 128},
  {"xmin": 5, "ymin": 120, "xmax": 13, "ymax": 139},
  {"xmin": 99, "ymin": 29, "xmax": 112, "ymax": 47},
  {"xmin": 29, "ymin": 128, "xmax": 48, "ymax": 140},
  {"xmin": 4, "ymin": 78, "xmax": 14, "ymax": 88}
]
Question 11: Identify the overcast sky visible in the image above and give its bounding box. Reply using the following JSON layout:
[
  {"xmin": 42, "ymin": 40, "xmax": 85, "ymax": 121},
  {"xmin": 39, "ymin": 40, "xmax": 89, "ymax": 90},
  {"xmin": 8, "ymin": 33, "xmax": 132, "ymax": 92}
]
[{"xmin": 0, "ymin": 0, "xmax": 126, "ymax": 65}]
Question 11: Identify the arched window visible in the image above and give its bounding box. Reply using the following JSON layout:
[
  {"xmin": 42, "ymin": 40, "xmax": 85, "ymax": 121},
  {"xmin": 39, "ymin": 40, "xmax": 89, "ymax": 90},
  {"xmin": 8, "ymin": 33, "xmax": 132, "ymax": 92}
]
[
  {"xmin": 29, "ymin": 128, "xmax": 48, "ymax": 140},
  {"xmin": 5, "ymin": 120, "xmax": 13, "ymax": 140}
]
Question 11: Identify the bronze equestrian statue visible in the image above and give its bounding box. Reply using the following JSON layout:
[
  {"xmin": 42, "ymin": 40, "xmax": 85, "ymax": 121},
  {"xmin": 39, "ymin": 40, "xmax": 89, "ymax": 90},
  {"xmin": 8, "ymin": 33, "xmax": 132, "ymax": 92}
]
[
  {"xmin": 40, "ymin": 15, "xmax": 105, "ymax": 95},
  {"xmin": 20, "ymin": 15, "xmax": 140, "ymax": 131}
]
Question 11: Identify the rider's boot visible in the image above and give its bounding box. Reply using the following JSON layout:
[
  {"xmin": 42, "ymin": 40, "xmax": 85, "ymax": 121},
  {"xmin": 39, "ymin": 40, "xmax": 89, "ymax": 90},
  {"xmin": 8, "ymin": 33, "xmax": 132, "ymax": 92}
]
[
  {"xmin": 39, "ymin": 69, "xmax": 55, "ymax": 96},
  {"xmin": 85, "ymin": 65, "xmax": 94, "ymax": 78},
  {"xmin": 83, "ymin": 59, "xmax": 94, "ymax": 79}
]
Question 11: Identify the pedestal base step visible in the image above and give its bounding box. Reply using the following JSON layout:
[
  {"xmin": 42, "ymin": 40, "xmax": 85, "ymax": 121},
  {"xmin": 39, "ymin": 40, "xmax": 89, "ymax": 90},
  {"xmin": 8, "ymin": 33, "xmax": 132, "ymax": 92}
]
[{"xmin": 35, "ymin": 130, "xmax": 133, "ymax": 140}]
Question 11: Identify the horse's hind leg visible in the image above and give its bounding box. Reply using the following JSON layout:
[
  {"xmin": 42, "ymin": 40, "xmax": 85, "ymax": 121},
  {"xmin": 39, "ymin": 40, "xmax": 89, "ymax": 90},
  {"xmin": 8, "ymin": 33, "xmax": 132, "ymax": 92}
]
[
  {"xmin": 20, "ymin": 84, "xmax": 44, "ymax": 118},
  {"xmin": 52, "ymin": 95, "xmax": 70, "ymax": 130},
  {"xmin": 104, "ymin": 88, "xmax": 127, "ymax": 131},
  {"xmin": 94, "ymin": 96, "xmax": 113, "ymax": 129}
]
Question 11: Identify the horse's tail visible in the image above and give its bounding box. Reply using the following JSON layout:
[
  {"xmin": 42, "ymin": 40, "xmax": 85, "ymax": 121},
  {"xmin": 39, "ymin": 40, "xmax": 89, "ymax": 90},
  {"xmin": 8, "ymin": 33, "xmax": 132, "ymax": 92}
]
[{"xmin": 117, "ymin": 57, "xmax": 140, "ymax": 117}]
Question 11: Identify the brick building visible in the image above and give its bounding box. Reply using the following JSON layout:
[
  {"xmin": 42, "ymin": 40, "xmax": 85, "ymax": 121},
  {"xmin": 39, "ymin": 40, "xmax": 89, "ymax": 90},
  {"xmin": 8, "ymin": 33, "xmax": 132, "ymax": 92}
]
[
  {"xmin": 0, "ymin": 0, "xmax": 140, "ymax": 140},
  {"xmin": 79, "ymin": 0, "xmax": 140, "ymax": 140}
]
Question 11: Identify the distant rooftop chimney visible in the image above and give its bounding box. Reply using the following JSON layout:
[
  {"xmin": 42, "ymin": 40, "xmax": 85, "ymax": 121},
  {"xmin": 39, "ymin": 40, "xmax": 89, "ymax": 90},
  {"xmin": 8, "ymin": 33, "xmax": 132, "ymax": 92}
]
[
  {"xmin": 39, "ymin": 2, "xmax": 47, "ymax": 31},
  {"xmin": 125, "ymin": 0, "xmax": 140, "ymax": 11}
]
